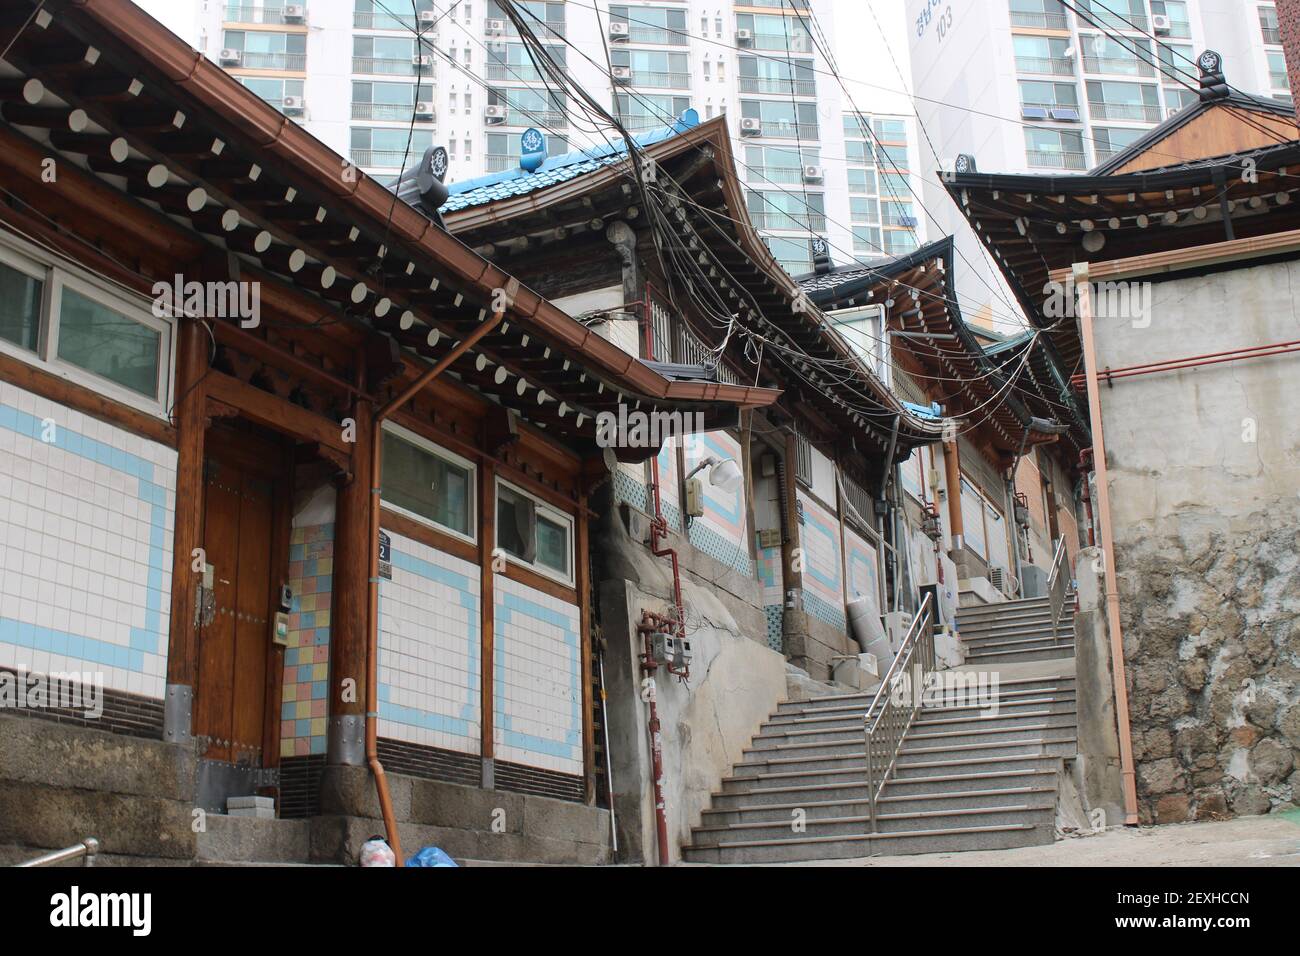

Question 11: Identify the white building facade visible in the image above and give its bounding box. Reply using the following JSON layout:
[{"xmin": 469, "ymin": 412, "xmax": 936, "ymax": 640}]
[
  {"xmin": 906, "ymin": 0, "xmax": 1291, "ymax": 329},
  {"xmin": 190, "ymin": 0, "xmax": 925, "ymax": 275}
]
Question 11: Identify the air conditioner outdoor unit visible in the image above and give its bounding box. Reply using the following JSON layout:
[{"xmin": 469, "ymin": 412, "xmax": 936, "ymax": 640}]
[
  {"xmin": 415, "ymin": 101, "xmax": 435, "ymax": 118},
  {"xmin": 802, "ymin": 164, "xmax": 823, "ymax": 183},
  {"xmin": 739, "ymin": 117, "xmax": 762, "ymax": 136},
  {"xmin": 609, "ymin": 22, "xmax": 630, "ymax": 41},
  {"xmin": 219, "ymin": 48, "xmax": 242, "ymax": 65},
  {"xmin": 1152, "ymin": 13, "xmax": 1171, "ymax": 33},
  {"xmin": 611, "ymin": 66, "xmax": 633, "ymax": 83},
  {"xmin": 485, "ymin": 18, "xmax": 506, "ymax": 34},
  {"xmin": 735, "ymin": 28, "xmax": 753, "ymax": 45},
  {"xmin": 281, "ymin": 96, "xmax": 305, "ymax": 114},
  {"xmin": 418, "ymin": 10, "xmax": 438, "ymax": 23},
  {"xmin": 282, "ymin": 3, "xmax": 305, "ymax": 21},
  {"xmin": 412, "ymin": 54, "xmax": 432, "ymax": 67},
  {"xmin": 484, "ymin": 104, "xmax": 507, "ymax": 123}
]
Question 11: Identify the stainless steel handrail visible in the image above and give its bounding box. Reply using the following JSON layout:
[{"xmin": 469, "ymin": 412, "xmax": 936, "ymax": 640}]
[
  {"xmin": 863, "ymin": 593, "xmax": 935, "ymax": 833},
  {"xmin": 17, "ymin": 838, "xmax": 100, "ymax": 867},
  {"xmin": 1046, "ymin": 536, "xmax": 1069, "ymax": 641}
]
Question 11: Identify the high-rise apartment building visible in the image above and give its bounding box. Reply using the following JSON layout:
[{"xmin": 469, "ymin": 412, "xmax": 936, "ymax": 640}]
[
  {"xmin": 907, "ymin": 0, "xmax": 1291, "ymax": 329},
  {"xmin": 188, "ymin": 0, "xmax": 925, "ymax": 275}
]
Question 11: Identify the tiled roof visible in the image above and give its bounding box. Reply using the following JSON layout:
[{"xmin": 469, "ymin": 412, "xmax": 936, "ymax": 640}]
[{"xmin": 439, "ymin": 120, "xmax": 693, "ymax": 214}]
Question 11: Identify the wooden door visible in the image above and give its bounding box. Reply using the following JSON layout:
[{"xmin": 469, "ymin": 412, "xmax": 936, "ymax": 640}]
[{"xmin": 195, "ymin": 449, "xmax": 275, "ymax": 766}]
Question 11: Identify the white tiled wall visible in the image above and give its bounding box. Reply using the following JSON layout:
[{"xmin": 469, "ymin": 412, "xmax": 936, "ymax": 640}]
[
  {"xmin": 375, "ymin": 528, "xmax": 482, "ymax": 754},
  {"xmin": 0, "ymin": 380, "xmax": 175, "ymax": 698},
  {"xmin": 493, "ymin": 575, "xmax": 582, "ymax": 776}
]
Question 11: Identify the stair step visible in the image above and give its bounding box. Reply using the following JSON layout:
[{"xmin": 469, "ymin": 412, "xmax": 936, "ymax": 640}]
[
  {"xmin": 691, "ymin": 804, "xmax": 1055, "ymax": 843},
  {"xmin": 966, "ymin": 645, "xmax": 1076, "ymax": 664},
  {"xmin": 700, "ymin": 786, "xmax": 1058, "ymax": 824},
  {"xmin": 771, "ymin": 674, "xmax": 1072, "ymax": 715},
  {"xmin": 962, "ymin": 633, "xmax": 1073, "ymax": 652},
  {"xmin": 893, "ymin": 753, "xmax": 1062, "ymax": 780},
  {"xmin": 910, "ymin": 709, "xmax": 1078, "ymax": 734},
  {"xmin": 756, "ymin": 696, "xmax": 1076, "ymax": 740},
  {"xmin": 682, "ymin": 822, "xmax": 1050, "ymax": 864},
  {"xmin": 709, "ymin": 765, "xmax": 1059, "ymax": 805}
]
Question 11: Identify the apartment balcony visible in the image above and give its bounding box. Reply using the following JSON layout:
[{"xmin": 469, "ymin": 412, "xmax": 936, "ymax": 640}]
[
  {"xmin": 1089, "ymin": 101, "xmax": 1160, "ymax": 122},
  {"xmin": 1161, "ymin": 20, "xmax": 1191, "ymax": 39},
  {"xmin": 747, "ymin": 165, "xmax": 805, "ymax": 186},
  {"xmin": 619, "ymin": 115, "xmax": 675, "ymax": 131},
  {"xmin": 738, "ymin": 76, "xmax": 817, "ymax": 96},
  {"xmin": 1272, "ymin": 70, "xmax": 1290, "ymax": 90},
  {"xmin": 625, "ymin": 25, "xmax": 688, "ymax": 45},
  {"xmin": 1009, "ymin": 10, "xmax": 1069, "ymax": 30},
  {"xmin": 749, "ymin": 211, "xmax": 827, "ymax": 231},
  {"xmin": 353, "ymin": 11, "xmax": 433, "ymax": 32},
  {"xmin": 754, "ymin": 121, "xmax": 819, "ymax": 140},
  {"xmin": 1082, "ymin": 55, "xmax": 1154, "ymax": 77},
  {"xmin": 882, "ymin": 212, "xmax": 918, "ymax": 227},
  {"xmin": 495, "ymin": 109, "xmax": 568, "ymax": 129},
  {"xmin": 621, "ymin": 70, "xmax": 691, "ymax": 90},
  {"xmin": 350, "ymin": 148, "xmax": 417, "ymax": 168},
  {"xmin": 1262, "ymin": 26, "xmax": 1282, "ymax": 45},
  {"xmin": 486, "ymin": 152, "xmax": 516, "ymax": 172},
  {"xmin": 353, "ymin": 56, "xmax": 427, "ymax": 76},
  {"xmin": 238, "ymin": 51, "xmax": 306, "ymax": 71},
  {"xmin": 351, "ymin": 102, "xmax": 435, "ymax": 121},
  {"xmin": 1027, "ymin": 148, "xmax": 1086, "ymax": 169},
  {"xmin": 224, "ymin": 4, "xmax": 297, "ymax": 24},
  {"xmin": 1084, "ymin": 9, "xmax": 1148, "ymax": 32},
  {"xmin": 486, "ymin": 63, "xmax": 553, "ymax": 82},
  {"xmin": 750, "ymin": 35, "xmax": 814, "ymax": 54},
  {"xmin": 1020, "ymin": 101, "xmax": 1081, "ymax": 121},
  {"xmin": 1015, "ymin": 55, "xmax": 1075, "ymax": 76},
  {"xmin": 1094, "ymin": 146, "xmax": 1119, "ymax": 163}
]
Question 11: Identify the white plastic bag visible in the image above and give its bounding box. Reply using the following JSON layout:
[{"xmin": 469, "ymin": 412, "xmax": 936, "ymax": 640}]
[{"xmin": 359, "ymin": 836, "xmax": 396, "ymax": 867}]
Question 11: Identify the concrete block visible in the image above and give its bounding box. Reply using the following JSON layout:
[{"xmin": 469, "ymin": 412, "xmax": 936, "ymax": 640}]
[
  {"xmin": 226, "ymin": 796, "xmax": 274, "ymax": 810},
  {"xmin": 0, "ymin": 713, "xmax": 196, "ymax": 800},
  {"xmin": 227, "ymin": 807, "xmax": 275, "ymax": 819},
  {"xmin": 318, "ymin": 763, "xmax": 413, "ymax": 820},
  {"xmin": 0, "ymin": 780, "xmax": 196, "ymax": 859},
  {"xmin": 408, "ymin": 777, "xmax": 524, "ymax": 833}
]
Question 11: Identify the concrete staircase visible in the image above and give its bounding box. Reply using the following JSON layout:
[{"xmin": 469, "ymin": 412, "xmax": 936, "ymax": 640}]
[
  {"xmin": 681, "ymin": 671, "xmax": 1077, "ymax": 864},
  {"xmin": 956, "ymin": 595, "xmax": 1075, "ymax": 664}
]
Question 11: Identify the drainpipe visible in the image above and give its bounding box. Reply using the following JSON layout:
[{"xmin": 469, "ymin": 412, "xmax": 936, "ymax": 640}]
[
  {"xmin": 365, "ymin": 310, "xmax": 505, "ymax": 861},
  {"xmin": 1073, "ymin": 263, "xmax": 1140, "ymax": 825}
]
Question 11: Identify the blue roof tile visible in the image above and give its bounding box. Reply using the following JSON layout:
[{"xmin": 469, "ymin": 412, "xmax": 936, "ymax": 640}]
[{"xmin": 439, "ymin": 117, "xmax": 696, "ymax": 214}]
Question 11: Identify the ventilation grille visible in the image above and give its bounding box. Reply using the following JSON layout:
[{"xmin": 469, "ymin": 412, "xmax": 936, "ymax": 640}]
[
  {"xmin": 0, "ymin": 667, "xmax": 163, "ymax": 740},
  {"xmin": 278, "ymin": 754, "xmax": 326, "ymax": 819},
  {"xmin": 377, "ymin": 738, "xmax": 482, "ymax": 788},
  {"xmin": 495, "ymin": 759, "xmax": 585, "ymax": 803}
]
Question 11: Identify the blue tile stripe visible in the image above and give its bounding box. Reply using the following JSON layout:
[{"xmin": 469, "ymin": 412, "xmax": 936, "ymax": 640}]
[
  {"xmin": 0, "ymin": 399, "xmax": 169, "ymax": 678},
  {"xmin": 375, "ymin": 540, "xmax": 480, "ymax": 740},
  {"xmin": 494, "ymin": 589, "xmax": 581, "ymax": 763}
]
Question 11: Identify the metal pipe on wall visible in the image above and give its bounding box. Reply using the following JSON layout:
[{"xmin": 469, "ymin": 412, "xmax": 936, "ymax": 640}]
[{"xmin": 1074, "ymin": 263, "xmax": 1140, "ymax": 825}]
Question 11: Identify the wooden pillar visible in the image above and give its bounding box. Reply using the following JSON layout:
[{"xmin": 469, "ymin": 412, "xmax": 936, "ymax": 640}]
[
  {"xmin": 326, "ymin": 398, "xmax": 371, "ymax": 766},
  {"xmin": 781, "ymin": 432, "xmax": 804, "ymax": 598},
  {"xmin": 479, "ymin": 459, "xmax": 497, "ymax": 786},
  {"xmin": 576, "ymin": 491, "xmax": 595, "ymax": 805},
  {"xmin": 164, "ymin": 317, "xmax": 208, "ymax": 744},
  {"xmin": 942, "ymin": 439, "xmax": 964, "ymax": 555}
]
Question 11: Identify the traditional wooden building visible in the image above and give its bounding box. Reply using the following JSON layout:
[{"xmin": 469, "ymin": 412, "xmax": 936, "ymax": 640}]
[{"xmin": 0, "ymin": 0, "xmax": 784, "ymax": 864}]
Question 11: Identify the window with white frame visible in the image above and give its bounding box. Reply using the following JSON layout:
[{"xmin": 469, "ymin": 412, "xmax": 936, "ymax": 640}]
[
  {"xmin": 0, "ymin": 232, "xmax": 173, "ymax": 415},
  {"xmin": 380, "ymin": 423, "xmax": 476, "ymax": 541},
  {"xmin": 495, "ymin": 479, "xmax": 574, "ymax": 584}
]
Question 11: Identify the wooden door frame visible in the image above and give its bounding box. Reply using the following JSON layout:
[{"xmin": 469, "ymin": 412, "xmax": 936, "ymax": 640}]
[{"xmin": 200, "ymin": 422, "xmax": 294, "ymax": 769}]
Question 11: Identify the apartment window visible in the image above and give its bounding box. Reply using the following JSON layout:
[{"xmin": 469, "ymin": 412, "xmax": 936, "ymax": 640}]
[
  {"xmin": 350, "ymin": 127, "xmax": 435, "ymax": 168},
  {"xmin": 223, "ymin": 30, "xmax": 306, "ymax": 70},
  {"xmin": 845, "ymin": 140, "xmax": 871, "ymax": 164},
  {"xmin": 1009, "ymin": 0, "xmax": 1069, "ymax": 31},
  {"xmin": 1082, "ymin": 34, "xmax": 1154, "ymax": 77},
  {"xmin": 875, "ymin": 142, "xmax": 909, "ymax": 169},
  {"xmin": 846, "ymin": 167, "xmax": 877, "ymax": 194},
  {"xmin": 610, "ymin": 49, "xmax": 690, "ymax": 89},
  {"xmin": 743, "ymin": 144, "xmax": 817, "ymax": 185},
  {"xmin": 1260, "ymin": 5, "xmax": 1282, "ymax": 45},
  {"xmin": 1150, "ymin": 1, "xmax": 1191, "ymax": 38},
  {"xmin": 1164, "ymin": 86, "xmax": 1198, "ymax": 112},
  {"xmin": 740, "ymin": 99, "xmax": 819, "ymax": 139},
  {"xmin": 487, "ymin": 42, "xmax": 565, "ymax": 81},
  {"xmin": 1019, "ymin": 79, "xmax": 1079, "ymax": 114},
  {"xmin": 1094, "ymin": 126, "xmax": 1145, "ymax": 162},
  {"xmin": 746, "ymin": 190, "xmax": 825, "ymax": 231},
  {"xmin": 240, "ymin": 77, "xmax": 305, "ymax": 112},
  {"xmin": 850, "ymin": 196, "xmax": 879, "ymax": 224},
  {"xmin": 353, "ymin": 0, "xmax": 434, "ymax": 31},
  {"xmin": 738, "ymin": 55, "xmax": 815, "ymax": 96},
  {"xmin": 1024, "ymin": 127, "xmax": 1086, "ymax": 169},
  {"xmin": 735, "ymin": 13, "xmax": 813, "ymax": 53},
  {"xmin": 353, "ymin": 35, "xmax": 432, "ymax": 75},
  {"xmin": 490, "ymin": 87, "xmax": 568, "ymax": 127},
  {"xmin": 0, "ymin": 234, "xmax": 172, "ymax": 414},
  {"xmin": 1269, "ymin": 51, "xmax": 1289, "ymax": 90},
  {"xmin": 486, "ymin": 131, "xmax": 569, "ymax": 171},
  {"xmin": 882, "ymin": 199, "xmax": 915, "ymax": 226},
  {"xmin": 1078, "ymin": 0, "xmax": 1148, "ymax": 32},
  {"xmin": 1156, "ymin": 42, "xmax": 1194, "ymax": 83},
  {"xmin": 1013, "ymin": 35, "xmax": 1074, "ymax": 75},
  {"xmin": 609, "ymin": 5, "xmax": 688, "ymax": 45},
  {"xmin": 829, "ymin": 305, "xmax": 886, "ymax": 376},
  {"xmin": 843, "ymin": 114, "xmax": 869, "ymax": 138},
  {"xmin": 486, "ymin": 0, "xmax": 566, "ymax": 38},
  {"xmin": 873, "ymin": 118, "xmax": 907, "ymax": 141},
  {"xmin": 496, "ymin": 481, "xmax": 573, "ymax": 583},
  {"xmin": 381, "ymin": 424, "xmax": 475, "ymax": 540},
  {"xmin": 1087, "ymin": 81, "xmax": 1159, "ymax": 122},
  {"xmin": 884, "ymin": 231, "xmax": 918, "ymax": 255},
  {"xmin": 763, "ymin": 236, "xmax": 813, "ymax": 275},
  {"xmin": 351, "ymin": 81, "xmax": 432, "ymax": 120},
  {"xmin": 614, "ymin": 93, "xmax": 690, "ymax": 131},
  {"xmin": 852, "ymin": 226, "xmax": 882, "ymax": 256}
]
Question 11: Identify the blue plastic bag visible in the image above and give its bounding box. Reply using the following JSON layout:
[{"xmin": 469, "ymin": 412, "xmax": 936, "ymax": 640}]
[{"xmin": 405, "ymin": 845, "xmax": 459, "ymax": 867}]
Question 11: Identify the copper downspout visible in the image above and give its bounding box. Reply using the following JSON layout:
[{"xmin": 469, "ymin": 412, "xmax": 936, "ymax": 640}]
[
  {"xmin": 365, "ymin": 311, "xmax": 506, "ymax": 861},
  {"xmin": 1073, "ymin": 264, "xmax": 1140, "ymax": 825}
]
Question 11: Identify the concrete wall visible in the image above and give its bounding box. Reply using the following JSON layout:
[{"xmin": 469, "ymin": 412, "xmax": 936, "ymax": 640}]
[
  {"xmin": 597, "ymin": 499, "xmax": 786, "ymax": 864},
  {"xmin": 1092, "ymin": 258, "xmax": 1300, "ymax": 822}
]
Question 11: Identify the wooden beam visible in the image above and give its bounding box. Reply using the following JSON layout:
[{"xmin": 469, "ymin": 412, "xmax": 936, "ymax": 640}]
[{"xmin": 204, "ymin": 369, "xmax": 352, "ymax": 455}]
